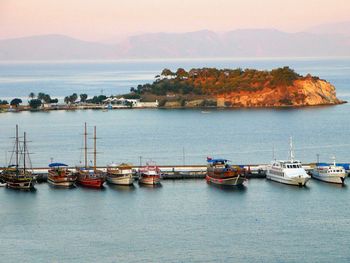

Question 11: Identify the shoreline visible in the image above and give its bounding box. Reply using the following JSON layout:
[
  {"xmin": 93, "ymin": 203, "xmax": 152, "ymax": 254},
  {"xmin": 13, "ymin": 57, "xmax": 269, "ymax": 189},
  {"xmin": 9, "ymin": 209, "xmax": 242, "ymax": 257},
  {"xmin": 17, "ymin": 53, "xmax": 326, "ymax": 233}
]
[{"xmin": 0, "ymin": 101, "xmax": 346, "ymax": 113}]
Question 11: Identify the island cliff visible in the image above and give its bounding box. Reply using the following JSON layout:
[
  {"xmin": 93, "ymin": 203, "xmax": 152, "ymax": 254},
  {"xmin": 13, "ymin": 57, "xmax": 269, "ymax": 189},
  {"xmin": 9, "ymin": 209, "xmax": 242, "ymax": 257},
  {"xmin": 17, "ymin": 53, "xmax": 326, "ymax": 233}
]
[{"xmin": 128, "ymin": 67, "xmax": 344, "ymax": 108}]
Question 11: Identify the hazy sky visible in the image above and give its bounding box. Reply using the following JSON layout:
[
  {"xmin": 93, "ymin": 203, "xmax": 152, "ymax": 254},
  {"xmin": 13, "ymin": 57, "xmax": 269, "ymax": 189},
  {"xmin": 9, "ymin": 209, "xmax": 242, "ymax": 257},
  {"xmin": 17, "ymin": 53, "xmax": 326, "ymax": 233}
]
[{"xmin": 1, "ymin": 0, "xmax": 349, "ymax": 41}]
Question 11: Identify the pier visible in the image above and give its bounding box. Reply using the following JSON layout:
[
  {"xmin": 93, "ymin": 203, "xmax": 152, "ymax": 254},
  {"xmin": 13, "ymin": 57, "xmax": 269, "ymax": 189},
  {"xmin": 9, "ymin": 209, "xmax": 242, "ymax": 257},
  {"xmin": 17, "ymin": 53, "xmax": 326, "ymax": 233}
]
[{"xmin": 0, "ymin": 164, "xmax": 293, "ymax": 181}]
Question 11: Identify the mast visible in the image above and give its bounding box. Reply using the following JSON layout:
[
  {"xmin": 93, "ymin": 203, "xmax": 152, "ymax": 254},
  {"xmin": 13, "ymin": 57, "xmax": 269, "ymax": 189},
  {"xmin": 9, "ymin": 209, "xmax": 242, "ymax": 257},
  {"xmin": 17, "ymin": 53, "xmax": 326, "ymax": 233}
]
[
  {"xmin": 93, "ymin": 126, "xmax": 97, "ymax": 172},
  {"xmin": 84, "ymin": 122, "xmax": 87, "ymax": 169},
  {"xmin": 23, "ymin": 132, "xmax": 26, "ymax": 172},
  {"xmin": 289, "ymin": 137, "xmax": 294, "ymax": 162},
  {"xmin": 15, "ymin": 124, "xmax": 19, "ymax": 168}
]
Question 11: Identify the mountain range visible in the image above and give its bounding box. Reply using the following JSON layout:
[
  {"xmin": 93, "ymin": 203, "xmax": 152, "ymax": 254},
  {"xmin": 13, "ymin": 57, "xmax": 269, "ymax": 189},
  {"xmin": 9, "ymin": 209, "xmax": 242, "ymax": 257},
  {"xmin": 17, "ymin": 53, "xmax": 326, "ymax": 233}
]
[{"xmin": 1, "ymin": 21, "xmax": 350, "ymax": 60}]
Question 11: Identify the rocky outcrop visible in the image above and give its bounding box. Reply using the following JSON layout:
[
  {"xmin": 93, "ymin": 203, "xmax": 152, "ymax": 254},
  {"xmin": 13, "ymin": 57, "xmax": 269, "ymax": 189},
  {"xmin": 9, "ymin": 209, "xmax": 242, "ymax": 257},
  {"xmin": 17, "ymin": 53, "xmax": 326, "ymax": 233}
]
[{"xmin": 216, "ymin": 78, "xmax": 344, "ymax": 107}]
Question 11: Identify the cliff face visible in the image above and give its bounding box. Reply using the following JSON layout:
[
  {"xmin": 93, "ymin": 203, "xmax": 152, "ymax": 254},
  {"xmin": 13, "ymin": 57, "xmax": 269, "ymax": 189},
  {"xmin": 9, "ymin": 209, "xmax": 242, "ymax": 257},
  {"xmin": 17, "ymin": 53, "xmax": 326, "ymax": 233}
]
[{"xmin": 216, "ymin": 78, "xmax": 343, "ymax": 107}]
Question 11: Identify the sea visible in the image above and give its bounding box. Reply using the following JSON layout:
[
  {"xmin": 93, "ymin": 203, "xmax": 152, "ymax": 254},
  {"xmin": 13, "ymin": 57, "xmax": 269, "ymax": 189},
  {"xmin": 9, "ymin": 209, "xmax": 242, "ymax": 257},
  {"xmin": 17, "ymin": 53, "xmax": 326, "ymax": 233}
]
[{"xmin": 0, "ymin": 58, "xmax": 350, "ymax": 262}]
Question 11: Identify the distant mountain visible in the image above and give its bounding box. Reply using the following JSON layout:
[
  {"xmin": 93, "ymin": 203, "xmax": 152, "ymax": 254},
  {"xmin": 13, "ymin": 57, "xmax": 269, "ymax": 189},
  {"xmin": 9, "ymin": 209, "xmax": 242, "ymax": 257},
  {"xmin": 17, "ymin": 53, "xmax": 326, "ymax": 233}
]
[
  {"xmin": 307, "ymin": 21, "xmax": 350, "ymax": 36},
  {"xmin": 1, "ymin": 29, "xmax": 350, "ymax": 60},
  {"xmin": 0, "ymin": 34, "xmax": 116, "ymax": 60}
]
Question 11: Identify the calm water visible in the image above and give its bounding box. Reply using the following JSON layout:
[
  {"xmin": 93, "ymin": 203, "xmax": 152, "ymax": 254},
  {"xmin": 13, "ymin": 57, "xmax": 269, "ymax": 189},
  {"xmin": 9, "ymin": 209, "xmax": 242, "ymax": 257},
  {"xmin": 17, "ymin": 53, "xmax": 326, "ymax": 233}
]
[
  {"xmin": 1, "ymin": 58, "xmax": 350, "ymax": 262},
  {"xmin": 0, "ymin": 180, "xmax": 349, "ymax": 263}
]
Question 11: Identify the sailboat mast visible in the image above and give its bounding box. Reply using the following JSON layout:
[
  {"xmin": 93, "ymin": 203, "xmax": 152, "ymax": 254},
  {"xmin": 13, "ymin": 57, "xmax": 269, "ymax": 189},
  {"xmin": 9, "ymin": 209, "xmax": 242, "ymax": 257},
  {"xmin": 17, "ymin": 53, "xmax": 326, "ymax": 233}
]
[
  {"xmin": 84, "ymin": 122, "xmax": 87, "ymax": 169},
  {"xmin": 23, "ymin": 132, "xmax": 26, "ymax": 172},
  {"xmin": 16, "ymin": 124, "xmax": 19, "ymax": 168},
  {"xmin": 94, "ymin": 126, "xmax": 97, "ymax": 171}
]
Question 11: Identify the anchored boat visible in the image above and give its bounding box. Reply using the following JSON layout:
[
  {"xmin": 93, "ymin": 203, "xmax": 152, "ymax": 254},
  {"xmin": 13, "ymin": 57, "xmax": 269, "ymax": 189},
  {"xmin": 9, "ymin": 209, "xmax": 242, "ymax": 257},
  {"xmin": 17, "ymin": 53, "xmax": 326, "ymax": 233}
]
[
  {"xmin": 1, "ymin": 125, "xmax": 35, "ymax": 190},
  {"xmin": 266, "ymin": 137, "xmax": 310, "ymax": 186},
  {"xmin": 48, "ymin": 163, "xmax": 77, "ymax": 187},
  {"xmin": 206, "ymin": 158, "xmax": 246, "ymax": 186},
  {"xmin": 76, "ymin": 123, "xmax": 105, "ymax": 188},
  {"xmin": 311, "ymin": 157, "xmax": 347, "ymax": 184},
  {"xmin": 138, "ymin": 162, "xmax": 161, "ymax": 185},
  {"xmin": 107, "ymin": 163, "xmax": 134, "ymax": 185}
]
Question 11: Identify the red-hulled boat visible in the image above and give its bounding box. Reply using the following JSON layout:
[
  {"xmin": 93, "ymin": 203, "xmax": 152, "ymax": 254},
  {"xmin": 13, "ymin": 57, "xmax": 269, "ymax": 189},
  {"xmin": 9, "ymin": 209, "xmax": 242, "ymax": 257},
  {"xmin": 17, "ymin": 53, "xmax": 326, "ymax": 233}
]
[{"xmin": 76, "ymin": 123, "xmax": 105, "ymax": 188}]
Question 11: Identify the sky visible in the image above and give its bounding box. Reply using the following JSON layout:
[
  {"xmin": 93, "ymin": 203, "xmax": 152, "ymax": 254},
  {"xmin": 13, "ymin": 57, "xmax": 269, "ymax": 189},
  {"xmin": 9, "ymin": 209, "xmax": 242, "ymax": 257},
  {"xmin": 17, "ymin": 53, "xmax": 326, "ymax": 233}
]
[{"xmin": 1, "ymin": 0, "xmax": 350, "ymax": 42}]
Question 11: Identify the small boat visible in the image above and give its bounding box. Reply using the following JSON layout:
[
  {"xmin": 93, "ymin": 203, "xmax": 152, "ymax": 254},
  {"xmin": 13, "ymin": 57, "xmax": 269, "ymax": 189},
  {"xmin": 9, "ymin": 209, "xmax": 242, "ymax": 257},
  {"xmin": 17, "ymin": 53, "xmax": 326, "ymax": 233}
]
[
  {"xmin": 48, "ymin": 163, "xmax": 77, "ymax": 187},
  {"xmin": 311, "ymin": 157, "xmax": 347, "ymax": 184},
  {"xmin": 138, "ymin": 162, "xmax": 161, "ymax": 185},
  {"xmin": 0, "ymin": 180, "xmax": 7, "ymax": 187},
  {"xmin": 266, "ymin": 137, "xmax": 310, "ymax": 186},
  {"xmin": 107, "ymin": 163, "xmax": 134, "ymax": 185},
  {"xmin": 1, "ymin": 125, "xmax": 35, "ymax": 190},
  {"xmin": 206, "ymin": 158, "xmax": 246, "ymax": 186},
  {"xmin": 76, "ymin": 123, "xmax": 105, "ymax": 188}
]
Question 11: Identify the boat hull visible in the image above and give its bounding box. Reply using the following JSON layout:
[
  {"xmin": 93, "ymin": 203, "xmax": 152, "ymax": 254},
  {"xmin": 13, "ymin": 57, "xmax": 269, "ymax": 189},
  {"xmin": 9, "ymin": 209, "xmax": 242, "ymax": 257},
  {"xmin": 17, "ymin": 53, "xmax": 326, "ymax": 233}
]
[
  {"xmin": 107, "ymin": 175, "xmax": 134, "ymax": 185},
  {"xmin": 311, "ymin": 172, "xmax": 346, "ymax": 184},
  {"xmin": 6, "ymin": 180, "xmax": 35, "ymax": 190},
  {"xmin": 139, "ymin": 176, "xmax": 161, "ymax": 185},
  {"xmin": 48, "ymin": 177, "xmax": 76, "ymax": 188},
  {"xmin": 266, "ymin": 173, "xmax": 310, "ymax": 186},
  {"xmin": 206, "ymin": 175, "xmax": 246, "ymax": 186},
  {"xmin": 77, "ymin": 178, "xmax": 105, "ymax": 188}
]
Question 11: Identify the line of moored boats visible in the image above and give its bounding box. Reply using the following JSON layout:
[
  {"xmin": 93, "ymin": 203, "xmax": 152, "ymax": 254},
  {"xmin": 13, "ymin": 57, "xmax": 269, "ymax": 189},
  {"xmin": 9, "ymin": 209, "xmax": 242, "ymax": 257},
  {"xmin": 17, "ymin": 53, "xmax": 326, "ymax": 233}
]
[{"xmin": 0, "ymin": 125, "xmax": 348, "ymax": 190}]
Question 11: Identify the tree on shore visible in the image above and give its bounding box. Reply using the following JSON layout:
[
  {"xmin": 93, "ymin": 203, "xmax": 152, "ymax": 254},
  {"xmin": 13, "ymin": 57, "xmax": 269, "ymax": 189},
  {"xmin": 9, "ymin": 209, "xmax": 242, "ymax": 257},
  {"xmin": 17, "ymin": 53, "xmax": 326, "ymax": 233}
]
[
  {"xmin": 64, "ymin": 96, "xmax": 70, "ymax": 105},
  {"xmin": 10, "ymin": 98, "xmax": 22, "ymax": 108},
  {"xmin": 28, "ymin": 92, "xmax": 36, "ymax": 99},
  {"xmin": 80, "ymin": 94, "xmax": 88, "ymax": 103},
  {"xmin": 29, "ymin": 99, "xmax": 42, "ymax": 109},
  {"xmin": 0, "ymin": 100, "xmax": 9, "ymax": 105},
  {"xmin": 69, "ymin": 93, "xmax": 78, "ymax": 103}
]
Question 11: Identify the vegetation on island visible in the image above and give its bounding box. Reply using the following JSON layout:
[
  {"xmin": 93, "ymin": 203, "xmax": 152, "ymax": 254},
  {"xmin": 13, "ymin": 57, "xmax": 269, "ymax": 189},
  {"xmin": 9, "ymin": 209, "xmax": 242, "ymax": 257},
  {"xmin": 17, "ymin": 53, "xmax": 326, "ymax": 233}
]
[
  {"xmin": 130, "ymin": 67, "xmax": 309, "ymax": 97},
  {"xmin": 126, "ymin": 66, "xmax": 333, "ymax": 107}
]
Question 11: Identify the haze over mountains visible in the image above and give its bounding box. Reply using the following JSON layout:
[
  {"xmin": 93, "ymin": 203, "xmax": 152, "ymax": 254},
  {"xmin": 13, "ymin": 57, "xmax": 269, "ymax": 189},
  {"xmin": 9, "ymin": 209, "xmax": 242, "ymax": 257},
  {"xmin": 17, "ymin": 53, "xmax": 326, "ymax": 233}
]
[{"xmin": 1, "ymin": 21, "xmax": 350, "ymax": 60}]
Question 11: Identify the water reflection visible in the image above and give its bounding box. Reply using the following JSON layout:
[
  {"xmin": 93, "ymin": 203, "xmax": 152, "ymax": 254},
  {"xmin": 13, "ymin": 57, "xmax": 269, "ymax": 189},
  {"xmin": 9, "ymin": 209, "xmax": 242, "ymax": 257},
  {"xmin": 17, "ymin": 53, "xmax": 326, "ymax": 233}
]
[{"xmin": 108, "ymin": 184, "xmax": 136, "ymax": 192}]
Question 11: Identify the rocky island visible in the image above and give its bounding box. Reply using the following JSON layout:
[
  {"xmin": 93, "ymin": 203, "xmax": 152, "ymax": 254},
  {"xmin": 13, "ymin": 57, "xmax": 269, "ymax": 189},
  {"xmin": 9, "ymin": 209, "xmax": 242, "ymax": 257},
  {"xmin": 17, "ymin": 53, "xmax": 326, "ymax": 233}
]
[{"xmin": 128, "ymin": 67, "xmax": 344, "ymax": 108}]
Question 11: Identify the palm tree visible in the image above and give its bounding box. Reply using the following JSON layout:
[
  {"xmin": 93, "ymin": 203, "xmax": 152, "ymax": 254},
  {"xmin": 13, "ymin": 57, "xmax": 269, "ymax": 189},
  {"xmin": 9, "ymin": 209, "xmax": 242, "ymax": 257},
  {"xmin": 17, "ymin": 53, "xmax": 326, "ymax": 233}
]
[{"xmin": 28, "ymin": 92, "xmax": 36, "ymax": 99}]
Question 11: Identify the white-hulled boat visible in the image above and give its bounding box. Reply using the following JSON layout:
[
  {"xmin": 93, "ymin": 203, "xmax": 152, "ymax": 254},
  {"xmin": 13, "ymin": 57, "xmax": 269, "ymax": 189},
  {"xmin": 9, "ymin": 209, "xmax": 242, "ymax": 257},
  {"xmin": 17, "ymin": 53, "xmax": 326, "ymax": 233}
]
[
  {"xmin": 106, "ymin": 163, "xmax": 134, "ymax": 185},
  {"xmin": 311, "ymin": 157, "xmax": 347, "ymax": 184},
  {"xmin": 266, "ymin": 138, "xmax": 310, "ymax": 187},
  {"xmin": 138, "ymin": 162, "xmax": 161, "ymax": 185}
]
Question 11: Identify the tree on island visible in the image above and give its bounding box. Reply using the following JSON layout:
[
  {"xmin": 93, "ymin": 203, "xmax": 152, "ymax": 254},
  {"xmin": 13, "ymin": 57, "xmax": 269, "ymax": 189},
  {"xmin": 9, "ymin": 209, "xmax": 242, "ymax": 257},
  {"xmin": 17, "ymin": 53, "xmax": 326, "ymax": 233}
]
[
  {"xmin": 10, "ymin": 98, "xmax": 22, "ymax": 108},
  {"xmin": 0, "ymin": 100, "xmax": 9, "ymax": 105},
  {"xmin": 161, "ymin": 68, "xmax": 175, "ymax": 78},
  {"xmin": 64, "ymin": 93, "xmax": 78, "ymax": 104},
  {"xmin": 29, "ymin": 99, "xmax": 42, "ymax": 109},
  {"xmin": 80, "ymin": 93, "xmax": 88, "ymax": 103}
]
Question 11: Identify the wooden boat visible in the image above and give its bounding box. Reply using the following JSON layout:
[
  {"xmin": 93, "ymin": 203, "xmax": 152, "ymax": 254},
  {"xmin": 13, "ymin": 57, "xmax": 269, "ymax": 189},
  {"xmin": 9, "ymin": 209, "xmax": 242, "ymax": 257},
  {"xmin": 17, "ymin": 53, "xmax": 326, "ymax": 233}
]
[
  {"xmin": 76, "ymin": 123, "xmax": 105, "ymax": 188},
  {"xmin": 107, "ymin": 163, "xmax": 134, "ymax": 185},
  {"xmin": 206, "ymin": 158, "xmax": 246, "ymax": 186},
  {"xmin": 48, "ymin": 163, "xmax": 76, "ymax": 187},
  {"xmin": 1, "ymin": 125, "xmax": 35, "ymax": 190},
  {"xmin": 138, "ymin": 162, "xmax": 161, "ymax": 185}
]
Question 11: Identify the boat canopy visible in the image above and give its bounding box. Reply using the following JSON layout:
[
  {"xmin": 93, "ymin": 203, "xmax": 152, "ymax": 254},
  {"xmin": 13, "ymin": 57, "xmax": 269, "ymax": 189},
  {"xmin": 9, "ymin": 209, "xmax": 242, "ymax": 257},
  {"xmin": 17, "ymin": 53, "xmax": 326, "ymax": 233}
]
[
  {"xmin": 207, "ymin": 158, "xmax": 229, "ymax": 163},
  {"xmin": 49, "ymin": 163, "xmax": 68, "ymax": 167}
]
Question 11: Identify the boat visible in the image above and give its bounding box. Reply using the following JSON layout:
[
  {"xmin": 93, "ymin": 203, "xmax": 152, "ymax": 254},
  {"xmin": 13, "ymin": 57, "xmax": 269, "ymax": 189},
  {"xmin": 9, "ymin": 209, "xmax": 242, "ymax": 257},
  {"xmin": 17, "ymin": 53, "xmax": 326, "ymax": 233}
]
[
  {"xmin": 0, "ymin": 180, "xmax": 7, "ymax": 187},
  {"xmin": 1, "ymin": 125, "xmax": 35, "ymax": 190},
  {"xmin": 76, "ymin": 123, "xmax": 105, "ymax": 188},
  {"xmin": 48, "ymin": 162, "xmax": 77, "ymax": 187},
  {"xmin": 106, "ymin": 163, "xmax": 134, "ymax": 185},
  {"xmin": 266, "ymin": 137, "xmax": 310, "ymax": 186},
  {"xmin": 311, "ymin": 157, "xmax": 347, "ymax": 184},
  {"xmin": 206, "ymin": 158, "xmax": 246, "ymax": 186},
  {"xmin": 138, "ymin": 162, "xmax": 161, "ymax": 185}
]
